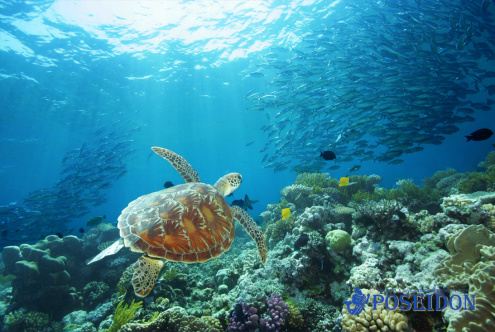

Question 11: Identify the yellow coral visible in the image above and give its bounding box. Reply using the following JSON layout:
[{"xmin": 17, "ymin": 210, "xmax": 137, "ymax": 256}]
[
  {"xmin": 201, "ymin": 316, "xmax": 223, "ymax": 331},
  {"xmin": 342, "ymin": 289, "xmax": 409, "ymax": 332},
  {"xmin": 287, "ymin": 303, "xmax": 304, "ymax": 330}
]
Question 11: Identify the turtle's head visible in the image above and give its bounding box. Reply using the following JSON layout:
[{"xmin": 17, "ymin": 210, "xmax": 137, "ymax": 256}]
[{"xmin": 214, "ymin": 173, "xmax": 242, "ymax": 196}]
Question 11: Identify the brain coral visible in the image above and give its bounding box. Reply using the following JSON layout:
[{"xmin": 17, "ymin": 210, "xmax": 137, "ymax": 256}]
[{"xmin": 342, "ymin": 289, "xmax": 409, "ymax": 332}]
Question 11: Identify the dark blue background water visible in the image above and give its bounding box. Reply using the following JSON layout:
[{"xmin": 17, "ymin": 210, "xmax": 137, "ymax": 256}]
[{"xmin": 1, "ymin": 0, "xmax": 494, "ymax": 245}]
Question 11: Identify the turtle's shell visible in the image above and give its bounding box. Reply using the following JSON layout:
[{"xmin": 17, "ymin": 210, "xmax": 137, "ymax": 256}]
[{"xmin": 117, "ymin": 182, "xmax": 235, "ymax": 263}]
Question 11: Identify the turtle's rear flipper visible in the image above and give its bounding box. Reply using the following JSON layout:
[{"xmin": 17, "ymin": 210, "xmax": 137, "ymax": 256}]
[
  {"xmin": 151, "ymin": 147, "xmax": 201, "ymax": 183},
  {"xmin": 87, "ymin": 240, "xmax": 124, "ymax": 264},
  {"xmin": 231, "ymin": 205, "xmax": 267, "ymax": 264},
  {"xmin": 132, "ymin": 254, "xmax": 164, "ymax": 297}
]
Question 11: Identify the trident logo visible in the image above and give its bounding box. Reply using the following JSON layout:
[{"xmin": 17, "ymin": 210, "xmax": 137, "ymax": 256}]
[{"xmin": 344, "ymin": 287, "xmax": 370, "ymax": 315}]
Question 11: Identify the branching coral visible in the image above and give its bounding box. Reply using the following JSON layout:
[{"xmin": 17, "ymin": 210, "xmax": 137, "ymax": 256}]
[
  {"xmin": 295, "ymin": 172, "xmax": 338, "ymax": 192},
  {"xmin": 265, "ymin": 216, "xmax": 295, "ymax": 243},
  {"xmin": 423, "ymin": 168, "xmax": 458, "ymax": 189},
  {"xmin": 478, "ymin": 150, "xmax": 495, "ymax": 169},
  {"xmin": 385, "ymin": 179, "xmax": 442, "ymax": 212},
  {"xmin": 456, "ymin": 171, "xmax": 493, "ymax": 193},
  {"xmin": 4, "ymin": 310, "xmax": 50, "ymax": 332}
]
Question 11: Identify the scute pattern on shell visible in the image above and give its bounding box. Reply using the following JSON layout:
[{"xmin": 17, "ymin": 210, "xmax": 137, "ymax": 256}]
[{"xmin": 117, "ymin": 182, "xmax": 235, "ymax": 263}]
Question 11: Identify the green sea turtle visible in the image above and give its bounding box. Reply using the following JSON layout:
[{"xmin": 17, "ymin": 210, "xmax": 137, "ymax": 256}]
[{"xmin": 88, "ymin": 147, "xmax": 267, "ymax": 297}]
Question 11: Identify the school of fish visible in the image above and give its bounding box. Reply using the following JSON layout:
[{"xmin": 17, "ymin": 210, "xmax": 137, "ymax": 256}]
[
  {"xmin": 0, "ymin": 125, "xmax": 139, "ymax": 247},
  {"xmin": 244, "ymin": 0, "xmax": 495, "ymax": 173}
]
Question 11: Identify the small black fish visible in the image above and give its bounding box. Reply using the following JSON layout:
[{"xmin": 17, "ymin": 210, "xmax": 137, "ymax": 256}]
[
  {"xmin": 164, "ymin": 181, "xmax": 174, "ymax": 188},
  {"xmin": 231, "ymin": 199, "xmax": 245, "ymax": 208},
  {"xmin": 55, "ymin": 232, "xmax": 63, "ymax": 238},
  {"xmin": 78, "ymin": 227, "xmax": 85, "ymax": 233},
  {"xmin": 294, "ymin": 233, "xmax": 309, "ymax": 250},
  {"xmin": 465, "ymin": 128, "xmax": 493, "ymax": 141},
  {"xmin": 320, "ymin": 151, "xmax": 336, "ymax": 161},
  {"xmin": 1, "ymin": 230, "xmax": 7, "ymax": 236},
  {"xmin": 231, "ymin": 194, "xmax": 258, "ymax": 211}
]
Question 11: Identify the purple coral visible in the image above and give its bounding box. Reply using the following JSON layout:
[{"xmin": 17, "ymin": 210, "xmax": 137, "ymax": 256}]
[
  {"xmin": 260, "ymin": 294, "xmax": 289, "ymax": 331},
  {"xmin": 228, "ymin": 302, "xmax": 259, "ymax": 331},
  {"xmin": 228, "ymin": 294, "xmax": 288, "ymax": 331}
]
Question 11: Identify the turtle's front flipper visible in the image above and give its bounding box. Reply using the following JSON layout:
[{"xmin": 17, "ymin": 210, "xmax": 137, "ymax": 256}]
[
  {"xmin": 151, "ymin": 147, "xmax": 201, "ymax": 183},
  {"xmin": 230, "ymin": 205, "xmax": 267, "ymax": 264},
  {"xmin": 87, "ymin": 240, "xmax": 124, "ymax": 265},
  {"xmin": 132, "ymin": 254, "xmax": 164, "ymax": 297}
]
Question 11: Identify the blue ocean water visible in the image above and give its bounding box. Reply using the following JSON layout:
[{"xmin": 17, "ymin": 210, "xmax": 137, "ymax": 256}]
[{"xmin": 0, "ymin": 0, "xmax": 494, "ymax": 244}]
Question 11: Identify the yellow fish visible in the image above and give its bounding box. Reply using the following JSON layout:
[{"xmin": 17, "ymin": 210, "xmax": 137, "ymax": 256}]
[
  {"xmin": 282, "ymin": 208, "xmax": 291, "ymax": 220},
  {"xmin": 339, "ymin": 177, "xmax": 350, "ymax": 187}
]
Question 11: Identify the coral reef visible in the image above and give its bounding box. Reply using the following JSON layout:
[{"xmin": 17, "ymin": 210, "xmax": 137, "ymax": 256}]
[
  {"xmin": 442, "ymin": 191, "xmax": 495, "ymax": 224},
  {"xmin": 3, "ymin": 153, "xmax": 495, "ymax": 332},
  {"xmin": 434, "ymin": 224, "xmax": 495, "ymax": 287},
  {"xmin": 1, "ymin": 235, "xmax": 80, "ymax": 317},
  {"xmin": 341, "ymin": 289, "xmax": 410, "ymax": 332},
  {"xmin": 119, "ymin": 306, "xmax": 221, "ymax": 332}
]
